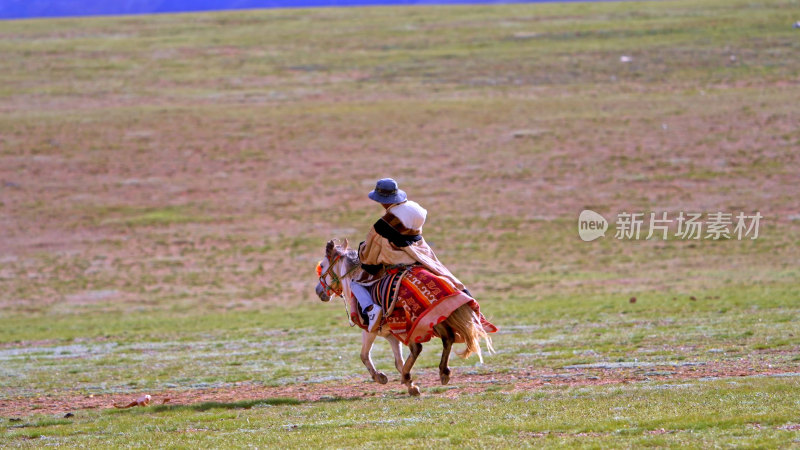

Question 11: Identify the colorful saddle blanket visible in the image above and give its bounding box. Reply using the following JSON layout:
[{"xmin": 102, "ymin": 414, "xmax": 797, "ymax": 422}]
[{"xmin": 352, "ymin": 266, "xmax": 497, "ymax": 345}]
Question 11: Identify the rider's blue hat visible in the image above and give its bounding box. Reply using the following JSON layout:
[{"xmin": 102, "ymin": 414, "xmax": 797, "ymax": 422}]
[{"xmin": 368, "ymin": 178, "xmax": 407, "ymax": 204}]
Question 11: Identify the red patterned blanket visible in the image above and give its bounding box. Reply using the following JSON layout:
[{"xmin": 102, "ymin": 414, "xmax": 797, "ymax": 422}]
[{"xmin": 352, "ymin": 266, "xmax": 497, "ymax": 345}]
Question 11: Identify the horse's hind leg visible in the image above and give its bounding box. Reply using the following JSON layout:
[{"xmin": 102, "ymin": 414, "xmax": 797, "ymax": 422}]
[
  {"xmin": 386, "ymin": 334, "xmax": 405, "ymax": 377},
  {"xmin": 401, "ymin": 342, "xmax": 423, "ymax": 396},
  {"xmin": 434, "ymin": 323, "xmax": 455, "ymax": 385}
]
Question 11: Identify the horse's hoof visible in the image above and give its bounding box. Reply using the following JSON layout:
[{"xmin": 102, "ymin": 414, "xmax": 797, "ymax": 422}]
[
  {"xmin": 375, "ymin": 372, "xmax": 388, "ymax": 384},
  {"xmin": 408, "ymin": 385, "xmax": 421, "ymax": 396},
  {"xmin": 440, "ymin": 373, "xmax": 450, "ymax": 385}
]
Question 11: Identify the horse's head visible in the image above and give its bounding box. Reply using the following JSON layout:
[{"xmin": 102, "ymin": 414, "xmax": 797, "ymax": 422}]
[
  {"xmin": 315, "ymin": 283, "xmax": 332, "ymax": 303},
  {"xmin": 315, "ymin": 238, "xmax": 350, "ymax": 302}
]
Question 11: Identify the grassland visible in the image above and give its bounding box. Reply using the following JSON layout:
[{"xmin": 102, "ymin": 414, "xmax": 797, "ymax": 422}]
[{"xmin": 1, "ymin": 0, "xmax": 799, "ymax": 447}]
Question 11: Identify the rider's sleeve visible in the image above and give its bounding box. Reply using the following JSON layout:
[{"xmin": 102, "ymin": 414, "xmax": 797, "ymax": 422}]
[
  {"xmin": 358, "ymin": 230, "xmax": 383, "ymax": 274},
  {"xmin": 359, "ymin": 226, "xmax": 416, "ymax": 270},
  {"xmin": 354, "ymin": 239, "xmax": 381, "ymax": 279}
]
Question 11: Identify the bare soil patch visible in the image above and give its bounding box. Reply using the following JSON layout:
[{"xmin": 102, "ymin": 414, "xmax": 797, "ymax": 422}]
[{"xmin": 2, "ymin": 361, "xmax": 796, "ymax": 418}]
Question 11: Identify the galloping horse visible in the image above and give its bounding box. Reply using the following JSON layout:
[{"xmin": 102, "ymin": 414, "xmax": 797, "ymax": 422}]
[{"xmin": 316, "ymin": 239, "xmax": 495, "ymax": 396}]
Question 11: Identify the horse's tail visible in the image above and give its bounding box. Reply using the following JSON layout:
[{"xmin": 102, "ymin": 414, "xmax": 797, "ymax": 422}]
[{"xmin": 444, "ymin": 304, "xmax": 495, "ymax": 363}]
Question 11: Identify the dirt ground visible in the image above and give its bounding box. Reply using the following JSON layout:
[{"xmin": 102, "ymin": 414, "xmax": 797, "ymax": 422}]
[{"xmin": 2, "ymin": 359, "xmax": 795, "ymax": 419}]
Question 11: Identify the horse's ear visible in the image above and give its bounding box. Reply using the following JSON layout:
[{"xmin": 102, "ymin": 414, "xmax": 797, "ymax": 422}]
[{"xmin": 343, "ymin": 238, "xmax": 349, "ymax": 250}]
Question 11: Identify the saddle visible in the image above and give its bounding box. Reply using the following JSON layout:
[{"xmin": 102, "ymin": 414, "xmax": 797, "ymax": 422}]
[
  {"xmin": 351, "ymin": 265, "xmax": 497, "ymax": 344},
  {"xmin": 355, "ymin": 265, "xmax": 408, "ymax": 326}
]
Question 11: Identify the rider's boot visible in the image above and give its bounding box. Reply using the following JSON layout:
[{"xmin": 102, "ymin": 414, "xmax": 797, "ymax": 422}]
[{"xmin": 366, "ymin": 304, "xmax": 383, "ymax": 332}]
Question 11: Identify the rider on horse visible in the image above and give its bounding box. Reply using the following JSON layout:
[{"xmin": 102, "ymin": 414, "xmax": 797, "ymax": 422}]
[{"xmin": 351, "ymin": 178, "xmax": 468, "ymax": 332}]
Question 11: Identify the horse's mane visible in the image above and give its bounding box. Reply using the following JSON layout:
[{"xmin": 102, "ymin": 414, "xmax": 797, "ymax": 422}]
[
  {"xmin": 326, "ymin": 240, "xmax": 360, "ymax": 273},
  {"xmin": 342, "ymin": 248, "xmax": 360, "ymax": 272}
]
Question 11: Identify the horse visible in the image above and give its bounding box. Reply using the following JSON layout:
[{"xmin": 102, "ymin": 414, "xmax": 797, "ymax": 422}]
[{"xmin": 315, "ymin": 239, "xmax": 495, "ymax": 396}]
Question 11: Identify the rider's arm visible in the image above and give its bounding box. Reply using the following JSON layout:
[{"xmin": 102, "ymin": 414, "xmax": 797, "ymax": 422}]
[
  {"xmin": 360, "ymin": 225, "xmax": 418, "ymax": 273},
  {"xmin": 358, "ymin": 230, "xmax": 383, "ymax": 275}
]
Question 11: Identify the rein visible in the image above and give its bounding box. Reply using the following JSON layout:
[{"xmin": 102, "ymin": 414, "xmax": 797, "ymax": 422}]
[{"xmin": 318, "ymin": 250, "xmax": 361, "ymax": 327}]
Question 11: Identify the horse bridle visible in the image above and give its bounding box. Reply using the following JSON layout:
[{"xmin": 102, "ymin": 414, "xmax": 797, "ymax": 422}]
[
  {"xmin": 318, "ymin": 253, "xmax": 344, "ymax": 298},
  {"xmin": 318, "ymin": 248, "xmax": 360, "ymax": 298}
]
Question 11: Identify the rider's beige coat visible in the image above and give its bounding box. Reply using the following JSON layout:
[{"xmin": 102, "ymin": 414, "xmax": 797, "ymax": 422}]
[{"xmin": 358, "ymin": 227, "xmax": 466, "ymax": 291}]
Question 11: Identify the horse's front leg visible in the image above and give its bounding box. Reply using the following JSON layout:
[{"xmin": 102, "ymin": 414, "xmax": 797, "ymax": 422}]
[
  {"xmin": 401, "ymin": 342, "xmax": 423, "ymax": 396},
  {"xmin": 360, "ymin": 330, "xmax": 388, "ymax": 384}
]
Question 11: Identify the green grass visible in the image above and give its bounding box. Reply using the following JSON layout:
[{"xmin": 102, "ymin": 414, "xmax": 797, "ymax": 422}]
[
  {"xmin": 95, "ymin": 205, "xmax": 218, "ymax": 227},
  {"xmin": 149, "ymin": 398, "xmax": 303, "ymax": 412},
  {"xmin": 3, "ymin": 378, "xmax": 800, "ymax": 447},
  {"xmin": 1, "ymin": 0, "xmax": 800, "ymax": 447}
]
